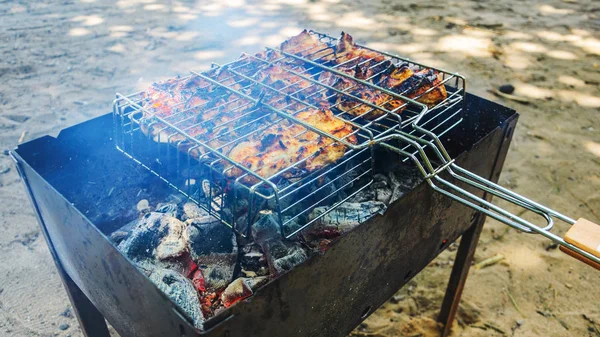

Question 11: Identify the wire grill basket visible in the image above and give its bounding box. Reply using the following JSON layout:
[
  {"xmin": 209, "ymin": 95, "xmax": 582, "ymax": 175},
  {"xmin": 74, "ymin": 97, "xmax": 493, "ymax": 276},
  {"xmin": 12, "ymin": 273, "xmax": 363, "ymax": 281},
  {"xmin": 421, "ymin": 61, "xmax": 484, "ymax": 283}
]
[{"xmin": 113, "ymin": 30, "xmax": 465, "ymax": 238}]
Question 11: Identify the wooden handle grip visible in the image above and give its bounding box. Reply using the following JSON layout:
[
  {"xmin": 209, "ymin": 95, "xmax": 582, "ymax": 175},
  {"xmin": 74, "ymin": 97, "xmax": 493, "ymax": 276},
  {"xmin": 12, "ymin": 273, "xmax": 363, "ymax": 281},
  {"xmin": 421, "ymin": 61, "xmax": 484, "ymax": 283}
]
[{"xmin": 561, "ymin": 218, "xmax": 600, "ymax": 270}]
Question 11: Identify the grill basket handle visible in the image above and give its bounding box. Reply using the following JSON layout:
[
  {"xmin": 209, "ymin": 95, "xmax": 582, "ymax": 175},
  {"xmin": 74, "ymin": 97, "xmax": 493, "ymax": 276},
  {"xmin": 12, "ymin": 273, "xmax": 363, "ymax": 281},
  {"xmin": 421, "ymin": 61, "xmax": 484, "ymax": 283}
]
[
  {"xmin": 394, "ymin": 118, "xmax": 600, "ymax": 270},
  {"xmin": 380, "ymin": 135, "xmax": 600, "ymax": 270},
  {"xmin": 432, "ymin": 163, "xmax": 600, "ymax": 270}
]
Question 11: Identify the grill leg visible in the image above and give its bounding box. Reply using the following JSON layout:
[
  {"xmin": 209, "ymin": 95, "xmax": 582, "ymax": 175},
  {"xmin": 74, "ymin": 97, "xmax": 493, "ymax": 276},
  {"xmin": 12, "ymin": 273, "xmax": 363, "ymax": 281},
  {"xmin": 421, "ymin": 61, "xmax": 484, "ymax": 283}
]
[
  {"xmin": 13, "ymin": 159, "xmax": 111, "ymax": 337},
  {"xmin": 60, "ymin": 265, "xmax": 112, "ymax": 337},
  {"xmin": 59, "ymin": 271, "xmax": 110, "ymax": 337},
  {"xmin": 437, "ymin": 113, "xmax": 517, "ymax": 336},
  {"xmin": 437, "ymin": 214, "xmax": 485, "ymax": 337}
]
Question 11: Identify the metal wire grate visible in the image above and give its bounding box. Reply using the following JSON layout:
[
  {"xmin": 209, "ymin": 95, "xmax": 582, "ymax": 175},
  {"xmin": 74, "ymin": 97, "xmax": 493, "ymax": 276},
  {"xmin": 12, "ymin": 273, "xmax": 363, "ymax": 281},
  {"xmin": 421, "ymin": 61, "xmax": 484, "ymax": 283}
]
[{"xmin": 113, "ymin": 30, "xmax": 466, "ymax": 238}]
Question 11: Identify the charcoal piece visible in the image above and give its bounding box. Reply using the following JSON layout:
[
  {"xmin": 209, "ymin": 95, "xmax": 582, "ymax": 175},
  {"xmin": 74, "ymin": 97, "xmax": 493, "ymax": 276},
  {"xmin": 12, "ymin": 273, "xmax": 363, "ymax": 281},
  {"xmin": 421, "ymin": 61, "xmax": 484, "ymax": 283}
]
[
  {"xmin": 190, "ymin": 269, "xmax": 205, "ymax": 292},
  {"xmin": 373, "ymin": 174, "xmax": 393, "ymax": 204},
  {"xmin": 221, "ymin": 277, "xmax": 268, "ymax": 308},
  {"xmin": 282, "ymin": 217, "xmax": 301, "ymax": 237},
  {"xmin": 184, "ymin": 210, "xmax": 218, "ymax": 226},
  {"xmin": 182, "ymin": 202, "xmax": 206, "ymax": 221},
  {"xmin": 387, "ymin": 168, "xmax": 421, "ymax": 204},
  {"xmin": 156, "ymin": 217, "xmax": 189, "ymax": 260},
  {"xmin": 186, "ymin": 219, "xmax": 237, "ymax": 292},
  {"xmin": 251, "ymin": 213, "xmax": 308, "ymax": 275},
  {"xmin": 110, "ymin": 217, "xmax": 144, "ymax": 245},
  {"xmin": 110, "ymin": 230, "xmax": 130, "ymax": 245},
  {"xmin": 116, "ymin": 212, "xmax": 170, "ymax": 260},
  {"xmin": 240, "ymin": 243, "xmax": 268, "ymax": 274},
  {"xmin": 155, "ymin": 202, "xmax": 180, "ymax": 218},
  {"xmin": 262, "ymin": 239, "xmax": 307, "ymax": 275},
  {"xmin": 251, "ymin": 212, "xmax": 280, "ymax": 245},
  {"xmin": 350, "ymin": 174, "xmax": 392, "ymax": 204},
  {"xmin": 143, "ymin": 264, "xmax": 205, "ymax": 328},
  {"xmin": 305, "ymin": 201, "xmax": 387, "ymax": 238}
]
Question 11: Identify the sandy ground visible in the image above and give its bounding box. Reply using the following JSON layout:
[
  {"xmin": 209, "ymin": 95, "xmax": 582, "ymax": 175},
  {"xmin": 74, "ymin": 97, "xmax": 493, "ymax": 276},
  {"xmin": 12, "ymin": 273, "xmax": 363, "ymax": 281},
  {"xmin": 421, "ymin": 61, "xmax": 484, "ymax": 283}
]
[{"xmin": 1, "ymin": 0, "xmax": 599, "ymax": 336}]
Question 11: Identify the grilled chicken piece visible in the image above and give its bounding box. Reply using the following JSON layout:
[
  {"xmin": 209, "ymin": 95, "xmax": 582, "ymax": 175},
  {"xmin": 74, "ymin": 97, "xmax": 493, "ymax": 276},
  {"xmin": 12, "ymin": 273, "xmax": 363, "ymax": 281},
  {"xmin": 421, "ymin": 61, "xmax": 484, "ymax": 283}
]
[
  {"xmin": 384, "ymin": 64, "xmax": 414, "ymax": 88},
  {"xmin": 253, "ymin": 64, "xmax": 330, "ymax": 108},
  {"xmin": 140, "ymin": 76, "xmax": 214, "ymax": 143},
  {"xmin": 387, "ymin": 68, "xmax": 447, "ymax": 107},
  {"xmin": 280, "ymin": 30, "xmax": 334, "ymax": 62},
  {"xmin": 254, "ymin": 64, "xmax": 313, "ymax": 95},
  {"xmin": 317, "ymin": 71, "xmax": 404, "ymax": 119},
  {"xmin": 333, "ymin": 32, "xmax": 448, "ymax": 110},
  {"xmin": 335, "ymin": 32, "xmax": 387, "ymax": 66},
  {"xmin": 225, "ymin": 108, "xmax": 356, "ymax": 184},
  {"xmin": 140, "ymin": 70, "xmax": 263, "ymax": 152}
]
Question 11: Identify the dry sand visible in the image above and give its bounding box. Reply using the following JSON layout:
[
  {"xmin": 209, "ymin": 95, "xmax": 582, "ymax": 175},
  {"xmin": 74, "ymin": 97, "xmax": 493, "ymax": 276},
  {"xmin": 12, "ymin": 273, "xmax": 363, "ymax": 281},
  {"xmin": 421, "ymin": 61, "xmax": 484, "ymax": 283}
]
[{"xmin": 0, "ymin": 0, "xmax": 599, "ymax": 336}]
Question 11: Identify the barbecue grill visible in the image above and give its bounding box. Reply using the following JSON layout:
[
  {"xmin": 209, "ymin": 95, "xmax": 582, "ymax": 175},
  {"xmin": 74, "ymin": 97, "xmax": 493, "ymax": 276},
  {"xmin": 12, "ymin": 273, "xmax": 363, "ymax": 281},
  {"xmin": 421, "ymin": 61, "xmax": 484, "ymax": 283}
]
[{"xmin": 11, "ymin": 30, "xmax": 599, "ymax": 337}]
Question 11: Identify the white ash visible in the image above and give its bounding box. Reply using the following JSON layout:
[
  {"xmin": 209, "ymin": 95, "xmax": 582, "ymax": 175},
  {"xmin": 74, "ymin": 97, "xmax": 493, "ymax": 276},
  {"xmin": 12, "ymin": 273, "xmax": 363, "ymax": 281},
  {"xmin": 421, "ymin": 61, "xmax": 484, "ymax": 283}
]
[
  {"xmin": 155, "ymin": 216, "xmax": 188, "ymax": 260},
  {"xmin": 304, "ymin": 201, "xmax": 387, "ymax": 239},
  {"xmin": 139, "ymin": 263, "xmax": 205, "ymax": 328},
  {"xmin": 154, "ymin": 202, "xmax": 180, "ymax": 218},
  {"xmin": 350, "ymin": 168, "xmax": 422, "ymax": 205},
  {"xmin": 115, "ymin": 212, "xmax": 171, "ymax": 260},
  {"xmin": 182, "ymin": 202, "xmax": 209, "ymax": 221}
]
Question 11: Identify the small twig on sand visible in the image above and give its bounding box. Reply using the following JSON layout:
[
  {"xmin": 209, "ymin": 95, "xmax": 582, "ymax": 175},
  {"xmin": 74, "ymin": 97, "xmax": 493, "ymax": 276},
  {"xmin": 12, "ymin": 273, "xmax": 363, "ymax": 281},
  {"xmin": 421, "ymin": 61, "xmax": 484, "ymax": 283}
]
[
  {"xmin": 556, "ymin": 318, "xmax": 569, "ymax": 330},
  {"xmin": 474, "ymin": 254, "xmax": 505, "ymax": 269},
  {"xmin": 507, "ymin": 289, "xmax": 525, "ymax": 317},
  {"xmin": 484, "ymin": 322, "xmax": 506, "ymax": 335},
  {"xmin": 536, "ymin": 310, "xmax": 551, "ymax": 317},
  {"xmin": 18, "ymin": 131, "xmax": 27, "ymax": 144},
  {"xmin": 536, "ymin": 309, "xmax": 569, "ymax": 330},
  {"xmin": 583, "ymin": 314, "xmax": 600, "ymax": 336},
  {"xmin": 471, "ymin": 324, "xmax": 488, "ymax": 331}
]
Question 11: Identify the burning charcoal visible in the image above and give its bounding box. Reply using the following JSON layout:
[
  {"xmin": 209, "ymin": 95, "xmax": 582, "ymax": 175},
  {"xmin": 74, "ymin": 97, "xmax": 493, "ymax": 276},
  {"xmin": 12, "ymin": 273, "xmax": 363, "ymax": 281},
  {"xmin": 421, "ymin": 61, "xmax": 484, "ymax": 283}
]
[
  {"xmin": 190, "ymin": 269, "xmax": 205, "ymax": 292},
  {"xmin": 186, "ymin": 219, "xmax": 238, "ymax": 292},
  {"xmin": 156, "ymin": 217, "xmax": 189, "ymax": 260},
  {"xmin": 252, "ymin": 213, "xmax": 308, "ymax": 275},
  {"xmin": 221, "ymin": 277, "xmax": 268, "ymax": 308},
  {"xmin": 142, "ymin": 264, "xmax": 205, "ymax": 328},
  {"xmin": 305, "ymin": 201, "xmax": 387, "ymax": 238}
]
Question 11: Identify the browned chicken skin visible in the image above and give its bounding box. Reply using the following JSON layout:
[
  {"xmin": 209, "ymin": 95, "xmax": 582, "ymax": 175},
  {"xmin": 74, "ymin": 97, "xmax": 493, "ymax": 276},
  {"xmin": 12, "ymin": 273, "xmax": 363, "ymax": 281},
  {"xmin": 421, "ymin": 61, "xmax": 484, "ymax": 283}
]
[{"xmin": 226, "ymin": 108, "xmax": 356, "ymax": 184}]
